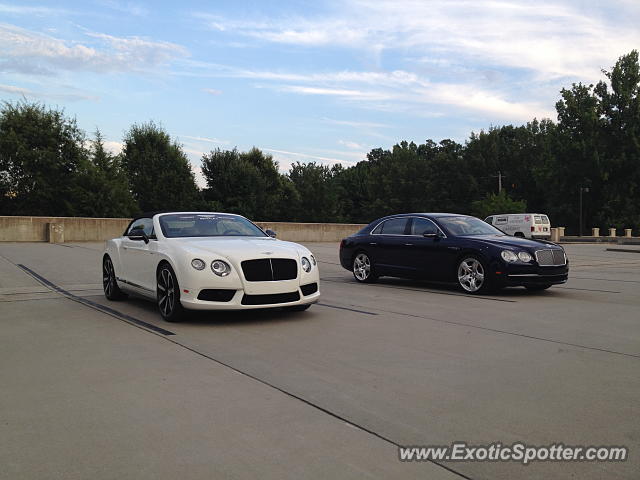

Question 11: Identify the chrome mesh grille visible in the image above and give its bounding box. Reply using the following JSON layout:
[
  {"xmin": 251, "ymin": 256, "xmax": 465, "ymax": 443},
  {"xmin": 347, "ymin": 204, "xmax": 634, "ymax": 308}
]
[{"xmin": 535, "ymin": 249, "xmax": 566, "ymax": 266}]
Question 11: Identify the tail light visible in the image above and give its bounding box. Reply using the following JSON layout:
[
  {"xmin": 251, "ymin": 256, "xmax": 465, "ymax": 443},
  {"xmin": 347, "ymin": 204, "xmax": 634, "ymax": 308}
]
[{"xmin": 531, "ymin": 226, "xmax": 535, "ymax": 232}]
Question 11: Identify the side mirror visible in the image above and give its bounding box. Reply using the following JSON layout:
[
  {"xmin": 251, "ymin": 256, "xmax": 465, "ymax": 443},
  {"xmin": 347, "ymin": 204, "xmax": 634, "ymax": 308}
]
[
  {"xmin": 265, "ymin": 229, "xmax": 277, "ymax": 238},
  {"xmin": 128, "ymin": 230, "xmax": 149, "ymax": 244}
]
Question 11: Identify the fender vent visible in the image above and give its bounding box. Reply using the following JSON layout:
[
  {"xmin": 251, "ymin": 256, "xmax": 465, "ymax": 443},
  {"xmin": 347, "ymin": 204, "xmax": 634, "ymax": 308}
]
[
  {"xmin": 197, "ymin": 289, "xmax": 236, "ymax": 302},
  {"xmin": 300, "ymin": 283, "xmax": 318, "ymax": 296}
]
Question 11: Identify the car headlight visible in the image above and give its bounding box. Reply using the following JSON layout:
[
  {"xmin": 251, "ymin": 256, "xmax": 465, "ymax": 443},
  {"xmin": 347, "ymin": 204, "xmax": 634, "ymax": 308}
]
[
  {"xmin": 211, "ymin": 260, "xmax": 231, "ymax": 277},
  {"xmin": 191, "ymin": 258, "xmax": 206, "ymax": 270},
  {"xmin": 501, "ymin": 250, "xmax": 518, "ymax": 263},
  {"xmin": 518, "ymin": 251, "xmax": 532, "ymax": 262},
  {"xmin": 310, "ymin": 254, "xmax": 316, "ymax": 266},
  {"xmin": 301, "ymin": 257, "xmax": 312, "ymax": 272}
]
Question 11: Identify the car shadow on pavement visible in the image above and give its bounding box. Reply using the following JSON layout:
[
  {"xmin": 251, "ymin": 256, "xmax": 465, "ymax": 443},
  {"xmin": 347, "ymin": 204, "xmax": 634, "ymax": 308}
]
[
  {"xmin": 184, "ymin": 307, "xmax": 316, "ymax": 326},
  {"xmin": 369, "ymin": 276, "xmax": 565, "ymax": 298},
  {"xmin": 119, "ymin": 294, "xmax": 315, "ymax": 327}
]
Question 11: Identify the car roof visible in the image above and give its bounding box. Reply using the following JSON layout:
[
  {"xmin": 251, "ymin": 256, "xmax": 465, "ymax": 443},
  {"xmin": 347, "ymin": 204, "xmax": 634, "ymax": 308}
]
[
  {"xmin": 378, "ymin": 212, "xmax": 468, "ymax": 220},
  {"xmin": 149, "ymin": 211, "xmax": 243, "ymax": 218},
  {"xmin": 491, "ymin": 213, "xmax": 547, "ymax": 216}
]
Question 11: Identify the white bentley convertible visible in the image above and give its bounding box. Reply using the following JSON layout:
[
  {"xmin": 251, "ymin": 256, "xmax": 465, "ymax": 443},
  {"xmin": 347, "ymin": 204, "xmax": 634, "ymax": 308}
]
[{"xmin": 103, "ymin": 212, "xmax": 320, "ymax": 322}]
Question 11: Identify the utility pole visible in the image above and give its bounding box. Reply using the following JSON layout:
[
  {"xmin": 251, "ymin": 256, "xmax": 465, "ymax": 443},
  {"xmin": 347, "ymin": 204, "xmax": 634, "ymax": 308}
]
[{"xmin": 491, "ymin": 171, "xmax": 505, "ymax": 193}]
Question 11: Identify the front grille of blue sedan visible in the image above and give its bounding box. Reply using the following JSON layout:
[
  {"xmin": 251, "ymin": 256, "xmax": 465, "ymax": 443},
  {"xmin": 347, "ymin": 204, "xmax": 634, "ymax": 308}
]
[
  {"xmin": 241, "ymin": 258, "xmax": 298, "ymax": 281},
  {"xmin": 535, "ymin": 249, "xmax": 566, "ymax": 266}
]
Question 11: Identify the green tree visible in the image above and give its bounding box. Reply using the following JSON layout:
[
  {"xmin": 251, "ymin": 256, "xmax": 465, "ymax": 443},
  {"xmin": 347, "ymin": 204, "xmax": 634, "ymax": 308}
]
[
  {"xmin": 287, "ymin": 162, "xmax": 341, "ymax": 222},
  {"xmin": 73, "ymin": 130, "xmax": 138, "ymax": 217},
  {"xmin": 471, "ymin": 191, "xmax": 527, "ymax": 219},
  {"xmin": 201, "ymin": 147, "xmax": 292, "ymax": 220},
  {"xmin": 121, "ymin": 121, "xmax": 200, "ymax": 212},
  {"xmin": 594, "ymin": 50, "xmax": 640, "ymax": 231},
  {"xmin": 0, "ymin": 100, "xmax": 88, "ymax": 216}
]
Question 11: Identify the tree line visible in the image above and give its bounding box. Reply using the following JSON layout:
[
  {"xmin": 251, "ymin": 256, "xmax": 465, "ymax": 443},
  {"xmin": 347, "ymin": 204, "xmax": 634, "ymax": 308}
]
[{"xmin": 1, "ymin": 51, "xmax": 639, "ymax": 234}]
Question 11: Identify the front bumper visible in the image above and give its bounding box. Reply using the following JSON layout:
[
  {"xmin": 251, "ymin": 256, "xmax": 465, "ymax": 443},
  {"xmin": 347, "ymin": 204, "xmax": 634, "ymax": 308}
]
[
  {"xmin": 180, "ymin": 284, "xmax": 320, "ymax": 310},
  {"xmin": 491, "ymin": 261, "xmax": 569, "ymax": 287},
  {"xmin": 504, "ymin": 272, "xmax": 568, "ymax": 286}
]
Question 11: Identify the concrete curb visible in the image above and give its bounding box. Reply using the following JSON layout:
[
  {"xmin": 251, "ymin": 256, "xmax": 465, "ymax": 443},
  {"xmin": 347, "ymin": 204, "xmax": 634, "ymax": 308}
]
[{"xmin": 606, "ymin": 248, "xmax": 640, "ymax": 254}]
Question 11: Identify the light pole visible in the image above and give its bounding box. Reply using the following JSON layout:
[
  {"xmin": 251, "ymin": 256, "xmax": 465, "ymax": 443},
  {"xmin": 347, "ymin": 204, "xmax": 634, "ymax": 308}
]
[{"xmin": 579, "ymin": 187, "xmax": 589, "ymax": 236}]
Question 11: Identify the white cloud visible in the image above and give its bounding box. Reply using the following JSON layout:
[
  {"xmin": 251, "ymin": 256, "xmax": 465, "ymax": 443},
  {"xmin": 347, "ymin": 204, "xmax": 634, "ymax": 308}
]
[
  {"xmin": 202, "ymin": 88, "xmax": 222, "ymax": 95},
  {"xmin": 180, "ymin": 135, "xmax": 230, "ymax": 145},
  {"xmin": 97, "ymin": 1, "xmax": 149, "ymax": 17},
  {"xmin": 338, "ymin": 140, "xmax": 366, "ymax": 150},
  {"xmin": 278, "ymin": 85, "xmax": 395, "ymax": 102},
  {"xmin": 103, "ymin": 140, "xmax": 123, "ymax": 155},
  {"xmin": 0, "ymin": 4, "xmax": 68, "ymax": 15},
  {"xmin": 191, "ymin": 165, "xmax": 207, "ymax": 189},
  {"xmin": 0, "ymin": 23, "xmax": 188, "ymax": 75},
  {"xmin": 0, "ymin": 82, "xmax": 98, "ymax": 101},
  {"xmin": 263, "ymin": 147, "xmax": 355, "ymax": 172},
  {"xmin": 175, "ymin": 54, "xmax": 554, "ymax": 121},
  {"xmin": 321, "ymin": 118, "xmax": 389, "ymax": 129},
  {"xmin": 201, "ymin": 0, "xmax": 638, "ymax": 82}
]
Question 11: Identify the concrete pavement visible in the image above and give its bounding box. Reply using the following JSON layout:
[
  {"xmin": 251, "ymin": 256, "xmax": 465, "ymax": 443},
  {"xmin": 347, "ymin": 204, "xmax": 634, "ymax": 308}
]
[{"xmin": 1, "ymin": 242, "xmax": 639, "ymax": 479}]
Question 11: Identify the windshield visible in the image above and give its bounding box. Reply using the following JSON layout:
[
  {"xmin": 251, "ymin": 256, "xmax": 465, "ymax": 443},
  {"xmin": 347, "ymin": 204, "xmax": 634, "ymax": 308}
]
[
  {"xmin": 438, "ymin": 216, "xmax": 505, "ymax": 236},
  {"xmin": 159, "ymin": 214, "xmax": 267, "ymax": 238}
]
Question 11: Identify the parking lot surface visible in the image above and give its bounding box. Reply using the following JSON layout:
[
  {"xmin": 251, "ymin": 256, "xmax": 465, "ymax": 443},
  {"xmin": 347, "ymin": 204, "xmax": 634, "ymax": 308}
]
[{"xmin": 1, "ymin": 242, "xmax": 639, "ymax": 479}]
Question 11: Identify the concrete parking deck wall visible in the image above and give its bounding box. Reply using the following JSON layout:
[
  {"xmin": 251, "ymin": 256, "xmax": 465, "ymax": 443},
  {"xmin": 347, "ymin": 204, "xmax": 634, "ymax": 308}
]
[
  {"xmin": 0, "ymin": 216, "xmax": 131, "ymax": 242},
  {"xmin": 0, "ymin": 216, "xmax": 366, "ymax": 243}
]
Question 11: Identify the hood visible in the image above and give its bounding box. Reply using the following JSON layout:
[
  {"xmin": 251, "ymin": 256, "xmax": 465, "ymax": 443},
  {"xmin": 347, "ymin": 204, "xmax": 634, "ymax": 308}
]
[
  {"xmin": 458, "ymin": 234, "xmax": 561, "ymax": 250},
  {"xmin": 167, "ymin": 236, "xmax": 309, "ymax": 260}
]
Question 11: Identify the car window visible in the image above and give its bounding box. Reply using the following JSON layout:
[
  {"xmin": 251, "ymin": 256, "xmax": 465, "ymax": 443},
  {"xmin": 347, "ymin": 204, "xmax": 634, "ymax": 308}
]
[
  {"xmin": 541, "ymin": 215, "xmax": 550, "ymax": 224},
  {"xmin": 411, "ymin": 218, "xmax": 439, "ymax": 235},
  {"xmin": 534, "ymin": 215, "xmax": 542, "ymax": 224},
  {"xmin": 378, "ymin": 218, "xmax": 408, "ymax": 235},
  {"xmin": 159, "ymin": 214, "xmax": 267, "ymax": 238},
  {"xmin": 485, "ymin": 216, "xmax": 493, "ymax": 224},
  {"xmin": 127, "ymin": 218, "xmax": 153, "ymax": 236},
  {"xmin": 495, "ymin": 216, "xmax": 508, "ymax": 225},
  {"xmin": 438, "ymin": 216, "xmax": 504, "ymax": 236}
]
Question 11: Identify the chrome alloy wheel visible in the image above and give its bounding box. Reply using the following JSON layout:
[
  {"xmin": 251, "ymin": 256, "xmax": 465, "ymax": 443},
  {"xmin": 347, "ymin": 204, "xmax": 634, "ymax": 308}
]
[
  {"xmin": 103, "ymin": 257, "xmax": 115, "ymax": 297},
  {"xmin": 353, "ymin": 253, "xmax": 371, "ymax": 281},
  {"xmin": 157, "ymin": 268, "xmax": 176, "ymax": 317},
  {"xmin": 457, "ymin": 257, "xmax": 485, "ymax": 293}
]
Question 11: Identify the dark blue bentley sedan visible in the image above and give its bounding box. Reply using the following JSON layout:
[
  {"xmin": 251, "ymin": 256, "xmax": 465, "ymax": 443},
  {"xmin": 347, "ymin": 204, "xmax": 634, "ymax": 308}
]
[{"xmin": 339, "ymin": 213, "xmax": 569, "ymax": 293}]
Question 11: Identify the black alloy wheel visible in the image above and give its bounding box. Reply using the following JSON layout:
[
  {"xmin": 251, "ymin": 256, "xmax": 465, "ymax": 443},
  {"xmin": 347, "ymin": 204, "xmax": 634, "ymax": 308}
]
[
  {"xmin": 103, "ymin": 256, "xmax": 126, "ymax": 300},
  {"xmin": 157, "ymin": 264, "xmax": 185, "ymax": 322}
]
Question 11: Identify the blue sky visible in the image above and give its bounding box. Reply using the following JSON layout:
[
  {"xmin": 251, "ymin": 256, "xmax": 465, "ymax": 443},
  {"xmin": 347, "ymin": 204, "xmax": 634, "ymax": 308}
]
[{"xmin": 1, "ymin": 0, "xmax": 639, "ymax": 185}]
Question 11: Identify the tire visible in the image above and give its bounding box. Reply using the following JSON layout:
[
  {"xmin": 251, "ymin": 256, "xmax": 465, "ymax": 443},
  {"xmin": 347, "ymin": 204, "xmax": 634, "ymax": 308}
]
[
  {"xmin": 525, "ymin": 284, "xmax": 552, "ymax": 291},
  {"xmin": 456, "ymin": 256, "xmax": 490, "ymax": 294},
  {"xmin": 103, "ymin": 255, "xmax": 126, "ymax": 300},
  {"xmin": 352, "ymin": 251, "xmax": 378, "ymax": 283},
  {"xmin": 157, "ymin": 263, "xmax": 185, "ymax": 322},
  {"xmin": 284, "ymin": 304, "xmax": 311, "ymax": 312}
]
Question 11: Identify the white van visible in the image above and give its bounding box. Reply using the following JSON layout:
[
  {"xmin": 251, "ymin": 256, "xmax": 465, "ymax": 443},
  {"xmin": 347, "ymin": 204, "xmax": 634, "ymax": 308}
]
[{"xmin": 484, "ymin": 213, "xmax": 551, "ymax": 239}]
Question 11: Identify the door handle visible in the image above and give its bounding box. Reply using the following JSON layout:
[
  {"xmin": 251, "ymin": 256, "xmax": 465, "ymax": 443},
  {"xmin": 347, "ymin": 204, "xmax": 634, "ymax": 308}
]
[
  {"xmin": 404, "ymin": 243, "xmax": 414, "ymax": 246},
  {"xmin": 369, "ymin": 242, "xmax": 377, "ymax": 246}
]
